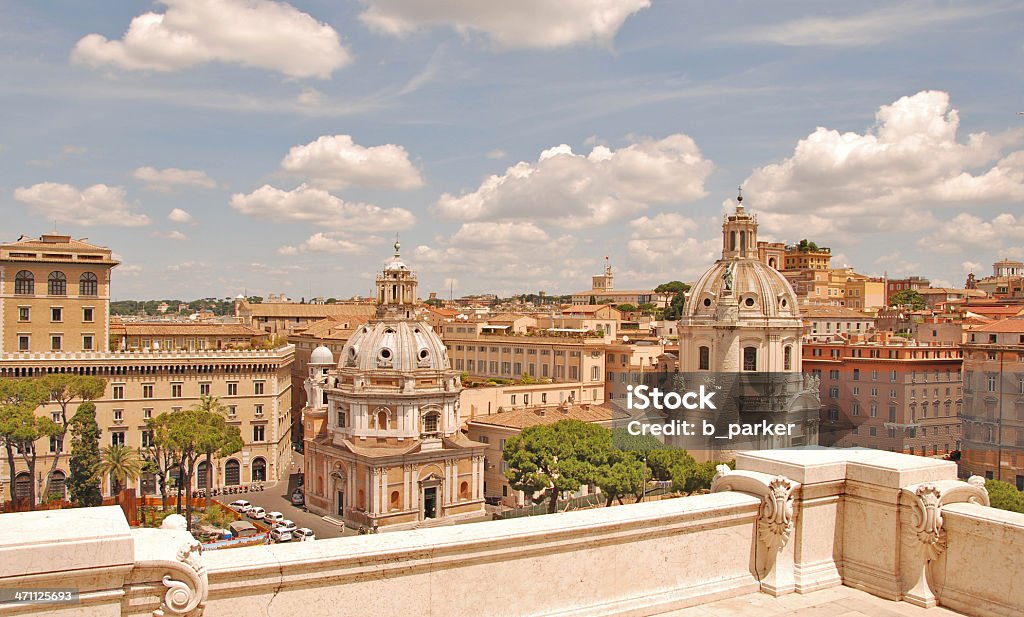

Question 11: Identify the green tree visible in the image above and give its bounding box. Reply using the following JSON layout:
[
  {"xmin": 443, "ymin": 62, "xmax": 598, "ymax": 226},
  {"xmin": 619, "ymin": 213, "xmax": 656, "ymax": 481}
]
[
  {"xmin": 596, "ymin": 451, "xmax": 648, "ymax": 506},
  {"xmin": 99, "ymin": 443, "xmax": 142, "ymax": 497},
  {"xmin": 39, "ymin": 374, "xmax": 106, "ymax": 498},
  {"xmin": 670, "ymin": 459, "xmax": 729, "ymax": 494},
  {"xmin": 142, "ymin": 413, "xmax": 179, "ymax": 511},
  {"xmin": 191, "ymin": 396, "xmax": 243, "ymax": 510},
  {"xmin": 424, "ymin": 298, "xmax": 444, "ymax": 308},
  {"xmin": 504, "ymin": 420, "xmax": 611, "ymax": 514},
  {"xmin": 0, "ymin": 378, "xmax": 56, "ymax": 507},
  {"xmin": 655, "ymin": 281, "xmax": 689, "ymax": 294},
  {"xmin": 655, "ymin": 281, "xmax": 691, "ymax": 321},
  {"xmin": 889, "ymin": 289, "xmax": 927, "ymax": 310},
  {"xmin": 985, "ymin": 480, "xmax": 1024, "ymax": 514},
  {"xmin": 166, "ymin": 409, "xmax": 204, "ymax": 526},
  {"xmin": 68, "ymin": 402, "xmax": 103, "ymax": 507},
  {"xmin": 637, "ymin": 302, "xmax": 657, "ymax": 314},
  {"xmin": 615, "ymin": 303, "xmax": 638, "ymax": 313}
]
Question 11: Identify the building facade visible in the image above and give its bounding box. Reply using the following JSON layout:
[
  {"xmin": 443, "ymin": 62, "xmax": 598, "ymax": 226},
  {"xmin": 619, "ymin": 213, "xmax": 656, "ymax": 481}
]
[{"xmin": 302, "ymin": 244, "xmax": 486, "ymax": 529}]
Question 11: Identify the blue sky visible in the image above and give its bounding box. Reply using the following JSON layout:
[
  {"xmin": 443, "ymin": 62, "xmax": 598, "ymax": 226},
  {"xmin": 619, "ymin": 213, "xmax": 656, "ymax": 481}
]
[{"xmin": 2, "ymin": 1, "xmax": 1023, "ymax": 300}]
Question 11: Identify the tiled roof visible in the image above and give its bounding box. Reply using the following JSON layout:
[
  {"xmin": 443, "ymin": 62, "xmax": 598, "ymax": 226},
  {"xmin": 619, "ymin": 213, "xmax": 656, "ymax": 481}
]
[
  {"xmin": 801, "ymin": 305, "xmax": 875, "ymax": 319},
  {"xmin": 972, "ymin": 317, "xmax": 1024, "ymax": 333},
  {"xmin": 469, "ymin": 403, "xmax": 613, "ymax": 429},
  {"xmin": 111, "ymin": 323, "xmax": 264, "ymax": 336},
  {"xmin": 295, "ymin": 315, "xmax": 370, "ymax": 340},
  {"xmin": 241, "ymin": 301, "xmax": 376, "ymax": 318}
]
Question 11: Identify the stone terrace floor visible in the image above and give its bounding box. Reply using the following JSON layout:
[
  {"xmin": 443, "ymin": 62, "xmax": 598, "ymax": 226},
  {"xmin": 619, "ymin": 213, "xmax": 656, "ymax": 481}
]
[{"xmin": 662, "ymin": 586, "xmax": 964, "ymax": 617}]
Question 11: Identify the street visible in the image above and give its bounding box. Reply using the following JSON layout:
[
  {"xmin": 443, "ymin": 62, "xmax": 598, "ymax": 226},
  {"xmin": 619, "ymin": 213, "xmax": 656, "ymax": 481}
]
[{"xmin": 218, "ymin": 479, "xmax": 357, "ymax": 540}]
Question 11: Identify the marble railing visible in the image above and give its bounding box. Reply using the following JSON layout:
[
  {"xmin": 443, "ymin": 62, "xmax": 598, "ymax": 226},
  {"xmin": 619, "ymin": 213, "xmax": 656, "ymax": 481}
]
[{"xmin": 1, "ymin": 449, "xmax": 1022, "ymax": 617}]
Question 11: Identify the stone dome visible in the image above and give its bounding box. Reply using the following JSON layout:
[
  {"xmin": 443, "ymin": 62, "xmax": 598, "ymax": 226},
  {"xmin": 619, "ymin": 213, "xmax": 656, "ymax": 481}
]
[
  {"xmin": 310, "ymin": 345, "xmax": 334, "ymax": 365},
  {"xmin": 339, "ymin": 320, "xmax": 450, "ymax": 373},
  {"xmin": 685, "ymin": 258, "xmax": 800, "ymax": 320}
]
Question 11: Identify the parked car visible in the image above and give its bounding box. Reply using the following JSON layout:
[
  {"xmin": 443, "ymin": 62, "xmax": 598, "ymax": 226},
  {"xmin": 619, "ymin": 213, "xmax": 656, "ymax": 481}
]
[
  {"xmin": 247, "ymin": 506, "xmax": 266, "ymax": 521},
  {"xmin": 293, "ymin": 528, "xmax": 316, "ymax": 542},
  {"xmin": 270, "ymin": 525, "xmax": 293, "ymax": 543},
  {"xmin": 229, "ymin": 499, "xmax": 252, "ymax": 514},
  {"xmin": 290, "ymin": 488, "xmax": 304, "ymax": 506},
  {"xmin": 264, "ymin": 511, "xmax": 285, "ymax": 526},
  {"xmin": 276, "ymin": 520, "xmax": 297, "ymax": 534}
]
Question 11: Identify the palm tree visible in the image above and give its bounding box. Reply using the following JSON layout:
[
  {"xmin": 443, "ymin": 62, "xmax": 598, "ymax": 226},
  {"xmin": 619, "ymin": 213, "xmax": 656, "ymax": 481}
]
[
  {"xmin": 189, "ymin": 395, "xmax": 240, "ymax": 511},
  {"xmin": 99, "ymin": 443, "xmax": 142, "ymax": 498}
]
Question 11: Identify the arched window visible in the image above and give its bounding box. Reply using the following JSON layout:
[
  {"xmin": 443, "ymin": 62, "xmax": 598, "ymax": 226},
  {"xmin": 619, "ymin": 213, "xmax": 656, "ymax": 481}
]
[
  {"xmin": 729, "ymin": 231, "xmax": 736, "ymax": 252},
  {"xmin": 698, "ymin": 346, "xmax": 710, "ymax": 371},
  {"xmin": 48, "ymin": 271, "xmax": 66, "ymax": 296},
  {"xmin": 48, "ymin": 470, "xmax": 67, "ymax": 500},
  {"xmin": 743, "ymin": 346, "xmax": 757, "ymax": 371},
  {"xmin": 196, "ymin": 461, "xmax": 210, "ymax": 489},
  {"xmin": 784, "ymin": 346, "xmax": 793, "ymax": 371},
  {"xmin": 225, "ymin": 459, "xmax": 240, "ymax": 486},
  {"xmin": 251, "ymin": 457, "xmax": 266, "ymax": 482},
  {"xmin": 423, "ymin": 412, "xmax": 440, "ymax": 435},
  {"xmin": 390, "ymin": 490, "xmax": 400, "ymax": 510},
  {"xmin": 80, "ymin": 272, "xmax": 98, "ymax": 296},
  {"xmin": 14, "ymin": 270, "xmax": 34, "ymax": 295},
  {"xmin": 376, "ymin": 408, "xmax": 389, "ymax": 429},
  {"xmin": 459, "ymin": 481, "xmax": 470, "ymax": 500},
  {"xmin": 14, "ymin": 472, "xmax": 32, "ymax": 499}
]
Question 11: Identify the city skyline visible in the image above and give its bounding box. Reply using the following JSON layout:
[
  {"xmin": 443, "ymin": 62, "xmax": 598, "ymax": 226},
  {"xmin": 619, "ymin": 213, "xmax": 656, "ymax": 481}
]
[{"xmin": 2, "ymin": 1, "xmax": 1024, "ymax": 300}]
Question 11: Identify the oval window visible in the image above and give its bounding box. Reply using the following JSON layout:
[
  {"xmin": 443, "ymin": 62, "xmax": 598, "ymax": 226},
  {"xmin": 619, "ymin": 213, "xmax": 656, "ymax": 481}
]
[
  {"xmin": 703, "ymin": 298, "xmax": 712, "ymax": 307},
  {"xmin": 745, "ymin": 297, "xmax": 755, "ymax": 307},
  {"xmin": 379, "ymin": 348, "xmax": 392, "ymax": 359},
  {"xmin": 781, "ymin": 299, "xmax": 788, "ymax": 308},
  {"xmin": 419, "ymin": 349, "xmax": 429, "ymax": 360}
]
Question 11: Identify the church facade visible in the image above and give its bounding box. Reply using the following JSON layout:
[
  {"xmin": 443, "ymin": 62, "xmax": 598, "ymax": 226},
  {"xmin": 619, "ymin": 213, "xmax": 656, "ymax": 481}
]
[{"xmin": 301, "ymin": 243, "xmax": 486, "ymax": 529}]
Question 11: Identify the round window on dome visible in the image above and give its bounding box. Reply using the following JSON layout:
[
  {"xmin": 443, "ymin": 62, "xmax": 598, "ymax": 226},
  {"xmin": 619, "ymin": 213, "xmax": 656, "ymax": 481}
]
[
  {"xmin": 780, "ymin": 299, "xmax": 788, "ymax": 308},
  {"xmin": 419, "ymin": 349, "xmax": 429, "ymax": 360},
  {"xmin": 379, "ymin": 348, "xmax": 393, "ymax": 360},
  {"xmin": 703, "ymin": 298, "xmax": 712, "ymax": 307},
  {"xmin": 744, "ymin": 297, "xmax": 755, "ymax": 307}
]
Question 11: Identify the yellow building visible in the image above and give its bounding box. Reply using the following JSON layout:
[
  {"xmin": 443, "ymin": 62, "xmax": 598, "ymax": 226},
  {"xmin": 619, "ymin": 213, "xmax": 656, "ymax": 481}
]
[
  {"xmin": 0, "ymin": 233, "xmax": 294, "ymax": 502},
  {"xmin": 1, "ymin": 234, "xmax": 118, "ymax": 353}
]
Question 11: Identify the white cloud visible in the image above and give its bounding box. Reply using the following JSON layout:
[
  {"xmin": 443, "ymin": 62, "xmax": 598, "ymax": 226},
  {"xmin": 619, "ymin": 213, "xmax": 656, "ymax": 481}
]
[
  {"xmin": 733, "ymin": 5, "xmax": 1001, "ymax": 48},
  {"xmin": 230, "ymin": 183, "xmax": 415, "ymax": 231},
  {"xmin": 278, "ymin": 232, "xmax": 377, "ymax": 255},
  {"xmin": 435, "ymin": 135, "xmax": 712, "ymax": 228},
  {"xmin": 152, "ymin": 230, "xmax": 188, "ymax": 241},
  {"xmin": 743, "ymin": 91, "xmax": 1024, "ymax": 238},
  {"xmin": 71, "ymin": 0, "xmax": 350, "ymax": 79},
  {"xmin": 13, "ymin": 183, "xmax": 151, "ymax": 227},
  {"xmin": 626, "ymin": 213, "xmax": 719, "ymax": 282},
  {"xmin": 280, "ymin": 135, "xmax": 424, "ymax": 190},
  {"xmin": 413, "ymin": 222, "xmax": 578, "ymax": 293},
  {"xmin": 117, "ymin": 264, "xmax": 143, "ymax": 277},
  {"xmin": 486, "ymin": 149, "xmax": 506, "ymax": 160},
  {"xmin": 358, "ymin": 0, "xmax": 650, "ymax": 49},
  {"xmin": 917, "ymin": 212, "xmax": 1024, "ymax": 254},
  {"xmin": 168, "ymin": 208, "xmax": 195, "ymax": 224},
  {"xmin": 962, "ymin": 261, "xmax": 982, "ymax": 274},
  {"xmin": 134, "ymin": 166, "xmax": 216, "ymax": 191},
  {"xmin": 297, "ymin": 87, "xmax": 323, "ymax": 107}
]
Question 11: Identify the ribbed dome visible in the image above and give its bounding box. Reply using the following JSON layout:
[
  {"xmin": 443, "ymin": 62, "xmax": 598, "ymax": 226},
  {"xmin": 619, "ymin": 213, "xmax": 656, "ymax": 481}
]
[
  {"xmin": 686, "ymin": 259, "xmax": 800, "ymax": 319},
  {"xmin": 339, "ymin": 320, "xmax": 450, "ymax": 373},
  {"xmin": 310, "ymin": 345, "xmax": 334, "ymax": 365}
]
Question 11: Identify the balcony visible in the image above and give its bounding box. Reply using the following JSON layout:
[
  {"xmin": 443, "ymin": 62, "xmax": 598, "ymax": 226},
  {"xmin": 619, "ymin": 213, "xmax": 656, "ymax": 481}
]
[{"xmin": 0, "ymin": 449, "xmax": 1021, "ymax": 617}]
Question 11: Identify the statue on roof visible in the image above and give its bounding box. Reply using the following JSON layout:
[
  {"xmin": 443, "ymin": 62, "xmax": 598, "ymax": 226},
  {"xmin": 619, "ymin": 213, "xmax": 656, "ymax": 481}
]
[{"xmin": 723, "ymin": 262, "xmax": 734, "ymax": 292}]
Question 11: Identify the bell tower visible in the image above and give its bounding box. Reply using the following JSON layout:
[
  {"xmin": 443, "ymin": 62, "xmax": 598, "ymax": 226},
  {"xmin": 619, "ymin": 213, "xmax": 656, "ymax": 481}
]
[
  {"xmin": 375, "ymin": 239, "xmax": 419, "ymax": 319},
  {"xmin": 721, "ymin": 188, "xmax": 758, "ymax": 260}
]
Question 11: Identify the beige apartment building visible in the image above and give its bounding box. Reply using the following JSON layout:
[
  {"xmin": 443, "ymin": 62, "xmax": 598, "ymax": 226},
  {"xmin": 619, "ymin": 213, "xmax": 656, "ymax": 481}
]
[
  {"xmin": 604, "ymin": 340, "xmax": 670, "ymax": 402},
  {"xmin": 0, "ymin": 346, "xmax": 294, "ymax": 500},
  {"xmin": 0, "ymin": 233, "xmax": 296, "ymax": 502},
  {"xmin": 802, "ymin": 305, "xmax": 877, "ymax": 337},
  {"xmin": 1, "ymin": 234, "xmax": 118, "ymax": 353},
  {"xmin": 443, "ymin": 329, "xmax": 607, "ymax": 404},
  {"xmin": 234, "ymin": 296, "xmax": 375, "ymax": 336},
  {"xmin": 804, "ymin": 336, "xmax": 963, "ymax": 456},
  {"xmin": 960, "ymin": 318, "xmax": 1024, "ymax": 489}
]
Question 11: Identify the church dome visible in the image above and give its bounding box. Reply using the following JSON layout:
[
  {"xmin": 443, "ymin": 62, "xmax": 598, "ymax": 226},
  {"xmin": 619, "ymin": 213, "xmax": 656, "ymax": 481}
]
[
  {"xmin": 340, "ymin": 321, "xmax": 450, "ymax": 373},
  {"xmin": 685, "ymin": 259, "xmax": 800, "ymax": 319},
  {"xmin": 310, "ymin": 345, "xmax": 334, "ymax": 365}
]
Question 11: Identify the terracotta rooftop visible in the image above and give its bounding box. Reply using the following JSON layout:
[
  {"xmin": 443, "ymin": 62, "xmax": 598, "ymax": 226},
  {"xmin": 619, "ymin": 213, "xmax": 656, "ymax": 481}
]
[
  {"xmin": 239, "ymin": 301, "xmax": 377, "ymax": 318},
  {"xmin": 801, "ymin": 305, "xmax": 875, "ymax": 319},
  {"xmin": 294, "ymin": 315, "xmax": 370, "ymax": 340},
  {"xmin": 468, "ymin": 403, "xmax": 613, "ymax": 429},
  {"xmin": 111, "ymin": 323, "xmax": 264, "ymax": 337},
  {"xmin": 971, "ymin": 317, "xmax": 1024, "ymax": 333}
]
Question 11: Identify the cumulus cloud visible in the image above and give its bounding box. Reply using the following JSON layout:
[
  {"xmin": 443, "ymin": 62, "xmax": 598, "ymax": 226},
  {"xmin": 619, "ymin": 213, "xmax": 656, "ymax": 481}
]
[
  {"xmin": 230, "ymin": 183, "xmax": 415, "ymax": 231},
  {"xmin": 413, "ymin": 222, "xmax": 578, "ymax": 292},
  {"xmin": 278, "ymin": 232, "xmax": 377, "ymax": 255},
  {"xmin": 14, "ymin": 183, "xmax": 151, "ymax": 227},
  {"xmin": 917, "ymin": 212, "xmax": 1024, "ymax": 254},
  {"xmin": 626, "ymin": 213, "xmax": 720, "ymax": 282},
  {"xmin": 280, "ymin": 135, "xmax": 424, "ymax": 190},
  {"xmin": 733, "ymin": 4, "xmax": 1000, "ymax": 48},
  {"xmin": 71, "ymin": 0, "xmax": 350, "ymax": 79},
  {"xmin": 743, "ymin": 91, "xmax": 1024, "ymax": 238},
  {"xmin": 167, "ymin": 208, "xmax": 195, "ymax": 224},
  {"xmin": 358, "ymin": 0, "xmax": 650, "ymax": 49},
  {"xmin": 134, "ymin": 166, "xmax": 216, "ymax": 191},
  {"xmin": 435, "ymin": 135, "xmax": 712, "ymax": 228}
]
